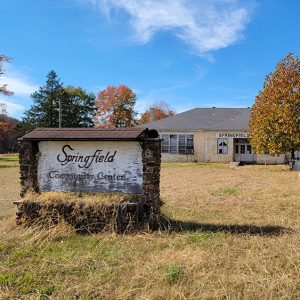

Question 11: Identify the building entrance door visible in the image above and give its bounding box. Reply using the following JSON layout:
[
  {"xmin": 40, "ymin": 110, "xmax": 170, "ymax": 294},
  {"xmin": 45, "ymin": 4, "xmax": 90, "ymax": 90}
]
[{"xmin": 234, "ymin": 139, "xmax": 255, "ymax": 163}]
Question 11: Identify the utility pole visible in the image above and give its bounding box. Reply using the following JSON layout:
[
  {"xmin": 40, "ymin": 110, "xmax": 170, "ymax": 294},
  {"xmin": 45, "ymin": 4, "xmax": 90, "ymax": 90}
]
[{"xmin": 59, "ymin": 98, "xmax": 62, "ymax": 128}]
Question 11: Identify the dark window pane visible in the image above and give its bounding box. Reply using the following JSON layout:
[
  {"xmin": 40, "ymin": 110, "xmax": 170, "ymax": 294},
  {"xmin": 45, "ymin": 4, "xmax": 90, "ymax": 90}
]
[
  {"xmin": 241, "ymin": 145, "xmax": 245, "ymax": 154},
  {"xmin": 161, "ymin": 134, "xmax": 169, "ymax": 145},
  {"xmin": 218, "ymin": 138, "xmax": 228, "ymax": 154},
  {"xmin": 161, "ymin": 146, "xmax": 169, "ymax": 153},
  {"xmin": 178, "ymin": 135, "xmax": 186, "ymax": 145},
  {"xmin": 235, "ymin": 145, "xmax": 239, "ymax": 154},
  {"xmin": 170, "ymin": 145, "xmax": 177, "ymax": 154},
  {"xmin": 186, "ymin": 147, "xmax": 194, "ymax": 154},
  {"xmin": 178, "ymin": 146, "xmax": 186, "ymax": 154},
  {"xmin": 247, "ymin": 145, "xmax": 252, "ymax": 154},
  {"xmin": 170, "ymin": 135, "xmax": 177, "ymax": 145},
  {"xmin": 187, "ymin": 139, "xmax": 193, "ymax": 146}
]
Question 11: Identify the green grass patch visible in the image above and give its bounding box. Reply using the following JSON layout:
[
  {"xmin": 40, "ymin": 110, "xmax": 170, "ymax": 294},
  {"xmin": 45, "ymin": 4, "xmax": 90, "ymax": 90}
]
[
  {"xmin": 0, "ymin": 271, "xmax": 54, "ymax": 297},
  {"xmin": 0, "ymin": 156, "xmax": 18, "ymax": 162},
  {"xmin": 213, "ymin": 187, "xmax": 239, "ymax": 196},
  {"xmin": 186, "ymin": 231, "xmax": 216, "ymax": 245},
  {"xmin": 163, "ymin": 264, "xmax": 185, "ymax": 285}
]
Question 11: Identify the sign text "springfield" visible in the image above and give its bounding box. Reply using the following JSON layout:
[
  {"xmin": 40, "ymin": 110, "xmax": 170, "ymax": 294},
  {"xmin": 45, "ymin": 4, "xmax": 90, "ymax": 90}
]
[{"xmin": 57, "ymin": 145, "xmax": 116, "ymax": 169}]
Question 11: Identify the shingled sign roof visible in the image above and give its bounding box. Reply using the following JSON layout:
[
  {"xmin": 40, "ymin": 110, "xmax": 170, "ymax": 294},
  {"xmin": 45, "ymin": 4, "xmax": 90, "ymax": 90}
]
[
  {"xmin": 21, "ymin": 127, "xmax": 153, "ymax": 141},
  {"xmin": 140, "ymin": 108, "xmax": 251, "ymax": 131}
]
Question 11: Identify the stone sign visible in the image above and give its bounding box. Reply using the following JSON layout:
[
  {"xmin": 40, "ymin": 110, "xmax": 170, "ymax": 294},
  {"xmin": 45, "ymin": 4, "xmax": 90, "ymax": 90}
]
[
  {"xmin": 38, "ymin": 141, "xmax": 143, "ymax": 194},
  {"xmin": 17, "ymin": 128, "xmax": 162, "ymax": 232}
]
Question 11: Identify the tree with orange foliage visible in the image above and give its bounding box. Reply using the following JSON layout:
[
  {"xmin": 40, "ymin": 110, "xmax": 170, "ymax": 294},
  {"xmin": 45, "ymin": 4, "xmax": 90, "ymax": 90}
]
[
  {"xmin": 0, "ymin": 55, "xmax": 13, "ymax": 96},
  {"xmin": 0, "ymin": 55, "xmax": 16, "ymax": 153},
  {"xmin": 94, "ymin": 85, "xmax": 137, "ymax": 128},
  {"xmin": 249, "ymin": 53, "xmax": 300, "ymax": 160},
  {"xmin": 0, "ymin": 110, "xmax": 19, "ymax": 153},
  {"xmin": 139, "ymin": 101, "xmax": 175, "ymax": 124}
]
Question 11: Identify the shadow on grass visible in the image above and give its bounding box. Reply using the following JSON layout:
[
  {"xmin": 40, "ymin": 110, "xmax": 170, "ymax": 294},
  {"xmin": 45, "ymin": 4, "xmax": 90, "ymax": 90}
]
[{"xmin": 160, "ymin": 217, "xmax": 293, "ymax": 236}]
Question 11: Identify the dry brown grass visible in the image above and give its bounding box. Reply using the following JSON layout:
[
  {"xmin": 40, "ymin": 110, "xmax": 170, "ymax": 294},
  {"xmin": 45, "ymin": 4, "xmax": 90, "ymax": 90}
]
[
  {"xmin": 0, "ymin": 159, "xmax": 19, "ymax": 221},
  {"xmin": 24, "ymin": 190, "xmax": 129, "ymax": 205},
  {"xmin": 1, "ymin": 159, "xmax": 300, "ymax": 299}
]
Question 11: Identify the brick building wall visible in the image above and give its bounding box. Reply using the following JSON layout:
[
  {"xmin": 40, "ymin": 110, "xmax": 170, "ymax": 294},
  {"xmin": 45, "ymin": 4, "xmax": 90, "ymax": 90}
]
[{"xmin": 159, "ymin": 130, "xmax": 286, "ymax": 164}]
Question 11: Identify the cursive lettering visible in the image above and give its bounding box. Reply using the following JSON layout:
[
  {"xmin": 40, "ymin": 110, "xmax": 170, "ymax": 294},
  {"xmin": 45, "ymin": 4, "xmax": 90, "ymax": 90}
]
[{"xmin": 56, "ymin": 145, "xmax": 116, "ymax": 168}]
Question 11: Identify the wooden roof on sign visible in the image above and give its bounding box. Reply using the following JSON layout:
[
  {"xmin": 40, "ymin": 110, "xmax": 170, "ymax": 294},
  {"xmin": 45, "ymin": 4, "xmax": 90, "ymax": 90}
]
[{"xmin": 21, "ymin": 127, "xmax": 151, "ymax": 141}]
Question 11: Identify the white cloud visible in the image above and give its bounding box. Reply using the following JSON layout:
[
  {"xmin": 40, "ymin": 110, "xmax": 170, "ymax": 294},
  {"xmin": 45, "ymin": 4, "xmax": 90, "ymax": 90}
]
[
  {"xmin": 83, "ymin": 0, "xmax": 252, "ymax": 55},
  {"xmin": 0, "ymin": 99, "xmax": 25, "ymax": 116},
  {"xmin": 0, "ymin": 75, "xmax": 39, "ymax": 96},
  {"xmin": 135, "ymin": 98, "xmax": 149, "ymax": 115},
  {"xmin": 0, "ymin": 73, "xmax": 38, "ymax": 96}
]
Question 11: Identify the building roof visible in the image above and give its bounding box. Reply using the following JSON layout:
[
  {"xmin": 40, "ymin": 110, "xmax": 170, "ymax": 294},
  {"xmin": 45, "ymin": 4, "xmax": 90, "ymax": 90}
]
[
  {"xmin": 140, "ymin": 108, "xmax": 251, "ymax": 131},
  {"xmin": 21, "ymin": 127, "xmax": 151, "ymax": 141}
]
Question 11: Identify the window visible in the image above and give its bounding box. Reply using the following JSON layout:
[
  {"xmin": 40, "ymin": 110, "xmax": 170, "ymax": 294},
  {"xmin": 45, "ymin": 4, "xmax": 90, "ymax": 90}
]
[
  {"xmin": 169, "ymin": 135, "xmax": 177, "ymax": 154},
  {"xmin": 246, "ymin": 145, "xmax": 252, "ymax": 154},
  {"xmin": 217, "ymin": 138, "xmax": 228, "ymax": 154},
  {"xmin": 160, "ymin": 134, "xmax": 194, "ymax": 154},
  {"xmin": 161, "ymin": 134, "xmax": 169, "ymax": 153},
  {"xmin": 240, "ymin": 144, "xmax": 245, "ymax": 154},
  {"xmin": 235, "ymin": 144, "xmax": 239, "ymax": 154}
]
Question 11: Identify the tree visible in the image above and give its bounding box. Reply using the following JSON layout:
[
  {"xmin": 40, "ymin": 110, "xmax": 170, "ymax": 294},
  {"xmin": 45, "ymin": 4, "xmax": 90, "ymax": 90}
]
[
  {"xmin": 61, "ymin": 86, "xmax": 96, "ymax": 128},
  {"xmin": 249, "ymin": 53, "xmax": 300, "ymax": 160},
  {"xmin": 20, "ymin": 71, "xmax": 96, "ymax": 133},
  {"xmin": 0, "ymin": 55, "xmax": 13, "ymax": 96},
  {"xmin": 94, "ymin": 85, "xmax": 137, "ymax": 128},
  {"xmin": 0, "ymin": 112, "xmax": 19, "ymax": 153},
  {"xmin": 139, "ymin": 101, "xmax": 175, "ymax": 124},
  {"xmin": 0, "ymin": 103, "xmax": 8, "ymax": 115},
  {"xmin": 23, "ymin": 70, "xmax": 63, "ymax": 129}
]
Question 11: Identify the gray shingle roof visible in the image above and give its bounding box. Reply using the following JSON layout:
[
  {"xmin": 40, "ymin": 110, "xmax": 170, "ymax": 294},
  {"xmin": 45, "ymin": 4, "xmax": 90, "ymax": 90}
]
[{"xmin": 140, "ymin": 108, "xmax": 251, "ymax": 131}]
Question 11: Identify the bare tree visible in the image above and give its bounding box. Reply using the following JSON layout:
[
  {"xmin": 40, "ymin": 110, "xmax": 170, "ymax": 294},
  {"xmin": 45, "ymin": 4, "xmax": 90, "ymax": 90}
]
[
  {"xmin": 0, "ymin": 55, "xmax": 13, "ymax": 96},
  {"xmin": 0, "ymin": 103, "xmax": 8, "ymax": 115}
]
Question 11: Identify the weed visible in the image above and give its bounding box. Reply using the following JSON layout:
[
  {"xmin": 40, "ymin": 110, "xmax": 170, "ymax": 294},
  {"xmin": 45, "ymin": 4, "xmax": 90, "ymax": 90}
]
[
  {"xmin": 163, "ymin": 265, "xmax": 184, "ymax": 285},
  {"xmin": 213, "ymin": 187, "xmax": 238, "ymax": 196}
]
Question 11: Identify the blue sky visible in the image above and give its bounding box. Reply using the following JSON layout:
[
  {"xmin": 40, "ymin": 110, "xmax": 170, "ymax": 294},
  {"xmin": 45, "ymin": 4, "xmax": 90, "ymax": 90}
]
[{"xmin": 1, "ymin": 0, "xmax": 300, "ymax": 119}]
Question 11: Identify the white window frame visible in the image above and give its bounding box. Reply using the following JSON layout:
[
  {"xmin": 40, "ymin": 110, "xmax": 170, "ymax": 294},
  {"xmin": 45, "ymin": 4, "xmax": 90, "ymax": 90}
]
[
  {"xmin": 161, "ymin": 133, "xmax": 194, "ymax": 155},
  {"xmin": 217, "ymin": 138, "xmax": 228, "ymax": 154}
]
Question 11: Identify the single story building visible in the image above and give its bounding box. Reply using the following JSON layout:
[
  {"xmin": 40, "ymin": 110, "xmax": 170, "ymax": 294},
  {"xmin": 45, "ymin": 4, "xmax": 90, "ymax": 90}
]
[{"xmin": 141, "ymin": 107, "xmax": 296, "ymax": 164}]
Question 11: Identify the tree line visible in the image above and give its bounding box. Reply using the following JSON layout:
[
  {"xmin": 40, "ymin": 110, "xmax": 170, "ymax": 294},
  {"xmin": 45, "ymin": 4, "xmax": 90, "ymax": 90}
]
[
  {"xmin": 0, "ymin": 56, "xmax": 175, "ymax": 153},
  {"xmin": 1, "ymin": 53, "xmax": 299, "ymax": 160}
]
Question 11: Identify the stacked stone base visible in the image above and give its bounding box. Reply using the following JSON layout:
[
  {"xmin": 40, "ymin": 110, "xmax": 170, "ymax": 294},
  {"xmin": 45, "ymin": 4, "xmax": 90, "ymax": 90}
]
[{"xmin": 15, "ymin": 197, "xmax": 162, "ymax": 234}]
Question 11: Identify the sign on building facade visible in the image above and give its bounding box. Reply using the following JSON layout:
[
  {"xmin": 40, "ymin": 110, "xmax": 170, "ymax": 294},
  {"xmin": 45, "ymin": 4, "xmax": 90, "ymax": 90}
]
[{"xmin": 216, "ymin": 132, "xmax": 248, "ymax": 138}]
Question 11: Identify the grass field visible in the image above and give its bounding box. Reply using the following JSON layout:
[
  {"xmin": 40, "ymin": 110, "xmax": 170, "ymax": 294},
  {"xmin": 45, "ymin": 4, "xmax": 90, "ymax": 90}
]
[{"xmin": 1, "ymin": 157, "xmax": 300, "ymax": 299}]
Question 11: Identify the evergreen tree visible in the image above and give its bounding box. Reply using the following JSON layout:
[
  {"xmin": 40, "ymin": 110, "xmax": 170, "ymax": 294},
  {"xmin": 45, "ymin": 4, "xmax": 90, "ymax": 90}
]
[
  {"xmin": 60, "ymin": 86, "xmax": 96, "ymax": 128},
  {"xmin": 20, "ymin": 71, "xmax": 96, "ymax": 133},
  {"xmin": 23, "ymin": 70, "xmax": 63, "ymax": 128}
]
